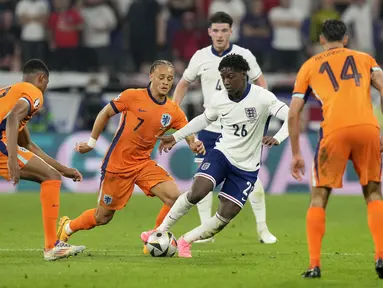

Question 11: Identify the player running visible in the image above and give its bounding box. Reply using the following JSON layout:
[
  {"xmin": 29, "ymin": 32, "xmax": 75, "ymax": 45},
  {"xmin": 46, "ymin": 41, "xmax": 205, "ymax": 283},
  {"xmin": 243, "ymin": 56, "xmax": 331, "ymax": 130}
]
[
  {"xmin": 0, "ymin": 59, "xmax": 85, "ymax": 261},
  {"xmin": 288, "ymin": 19, "xmax": 383, "ymax": 279},
  {"xmin": 141, "ymin": 54, "xmax": 289, "ymax": 257},
  {"xmin": 57, "ymin": 60, "xmax": 205, "ymax": 247},
  {"xmin": 173, "ymin": 11, "xmax": 276, "ymax": 244}
]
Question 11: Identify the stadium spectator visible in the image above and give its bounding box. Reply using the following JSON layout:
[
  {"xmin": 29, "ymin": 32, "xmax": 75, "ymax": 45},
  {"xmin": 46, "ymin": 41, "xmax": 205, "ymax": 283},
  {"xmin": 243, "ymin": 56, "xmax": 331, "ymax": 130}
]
[
  {"xmin": 269, "ymin": 0, "xmax": 304, "ymax": 72},
  {"xmin": 209, "ymin": 0, "xmax": 246, "ymax": 43},
  {"xmin": 0, "ymin": 10, "xmax": 17, "ymax": 71},
  {"xmin": 81, "ymin": 0, "xmax": 117, "ymax": 72},
  {"xmin": 16, "ymin": 0, "xmax": 49, "ymax": 63},
  {"xmin": 310, "ymin": 0, "xmax": 340, "ymax": 55},
  {"xmin": 48, "ymin": 0, "xmax": 83, "ymax": 71},
  {"xmin": 239, "ymin": 0, "xmax": 271, "ymax": 68}
]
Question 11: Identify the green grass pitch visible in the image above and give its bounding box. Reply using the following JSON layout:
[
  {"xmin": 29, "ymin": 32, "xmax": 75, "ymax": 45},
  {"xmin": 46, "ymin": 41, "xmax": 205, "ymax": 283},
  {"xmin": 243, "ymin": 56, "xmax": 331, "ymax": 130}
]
[{"xmin": 0, "ymin": 193, "xmax": 382, "ymax": 288}]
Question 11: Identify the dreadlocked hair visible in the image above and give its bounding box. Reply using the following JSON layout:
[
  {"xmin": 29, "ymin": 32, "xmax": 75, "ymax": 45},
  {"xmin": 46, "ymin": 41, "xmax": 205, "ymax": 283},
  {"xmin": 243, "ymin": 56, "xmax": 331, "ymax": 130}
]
[
  {"xmin": 149, "ymin": 60, "xmax": 174, "ymax": 74},
  {"xmin": 218, "ymin": 54, "xmax": 250, "ymax": 73}
]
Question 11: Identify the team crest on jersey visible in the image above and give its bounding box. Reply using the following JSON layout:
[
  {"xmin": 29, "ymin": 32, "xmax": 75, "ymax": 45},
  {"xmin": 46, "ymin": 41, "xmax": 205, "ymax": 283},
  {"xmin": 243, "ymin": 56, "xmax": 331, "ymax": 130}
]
[
  {"xmin": 245, "ymin": 107, "xmax": 257, "ymax": 121},
  {"xmin": 103, "ymin": 194, "xmax": 113, "ymax": 205},
  {"xmin": 34, "ymin": 98, "xmax": 40, "ymax": 109},
  {"xmin": 161, "ymin": 113, "xmax": 172, "ymax": 127},
  {"xmin": 201, "ymin": 163, "xmax": 210, "ymax": 170}
]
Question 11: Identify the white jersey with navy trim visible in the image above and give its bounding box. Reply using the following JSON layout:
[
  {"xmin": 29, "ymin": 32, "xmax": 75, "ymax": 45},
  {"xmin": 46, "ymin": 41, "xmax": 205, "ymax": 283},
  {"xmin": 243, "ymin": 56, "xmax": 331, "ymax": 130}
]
[
  {"xmin": 182, "ymin": 44, "xmax": 263, "ymax": 133},
  {"xmin": 173, "ymin": 84, "xmax": 289, "ymax": 172}
]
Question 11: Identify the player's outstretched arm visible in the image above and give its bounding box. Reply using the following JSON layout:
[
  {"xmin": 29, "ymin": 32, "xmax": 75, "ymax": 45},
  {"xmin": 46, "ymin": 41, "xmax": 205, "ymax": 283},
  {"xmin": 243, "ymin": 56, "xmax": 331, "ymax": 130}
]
[
  {"xmin": 6, "ymin": 100, "xmax": 29, "ymax": 185},
  {"xmin": 18, "ymin": 126, "xmax": 82, "ymax": 182},
  {"xmin": 173, "ymin": 78, "xmax": 191, "ymax": 105},
  {"xmin": 288, "ymin": 97, "xmax": 305, "ymax": 181},
  {"xmin": 371, "ymin": 70, "xmax": 383, "ymax": 114},
  {"xmin": 75, "ymin": 103, "xmax": 116, "ymax": 154}
]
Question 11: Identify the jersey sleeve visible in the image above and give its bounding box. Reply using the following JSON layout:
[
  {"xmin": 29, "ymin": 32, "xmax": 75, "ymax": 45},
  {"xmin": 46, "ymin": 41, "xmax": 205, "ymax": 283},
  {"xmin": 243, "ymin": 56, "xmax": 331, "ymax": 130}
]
[
  {"xmin": 171, "ymin": 105, "xmax": 189, "ymax": 130},
  {"xmin": 292, "ymin": 61, "xmax": 312, "ymax": 102},
  {"xmin": 182, "ymin": 50, "xmax": 201, "ymax": 83},
  {"xmin": 266, "ymin": 91, "xmax": 288, "ymax": 117},
  {"xmin": 244, "ymin": 49, "xmax": 262, "ymax": 81},
  {"xmin": 17, "ymin": 83, "xmax": 43, "ymax": 115},
  {"xmin": 109, "ymin": 89, "xmax": 134, "ymax": 113}
]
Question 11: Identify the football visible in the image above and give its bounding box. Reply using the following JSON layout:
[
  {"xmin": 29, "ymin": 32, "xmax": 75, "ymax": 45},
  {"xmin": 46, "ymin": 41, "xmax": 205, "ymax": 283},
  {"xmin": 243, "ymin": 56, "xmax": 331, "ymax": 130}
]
[{"xmin": 146, "ymin": 231, "xmax": 178, "ymax": 257}]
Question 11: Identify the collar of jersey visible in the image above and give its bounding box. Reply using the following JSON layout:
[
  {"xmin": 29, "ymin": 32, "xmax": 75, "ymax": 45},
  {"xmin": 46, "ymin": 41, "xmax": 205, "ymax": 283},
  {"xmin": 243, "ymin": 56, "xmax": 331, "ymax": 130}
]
[
  {"xmin": 230, "ymin": 83, "xmax": 251, "ymax": 103},
  {"xmin": 147, "ymin": 85, "xmax": 167, "ymax": 105},
  {"xmin": 211, "ymin": 43, "xmax": 233, "ymax": 57}
]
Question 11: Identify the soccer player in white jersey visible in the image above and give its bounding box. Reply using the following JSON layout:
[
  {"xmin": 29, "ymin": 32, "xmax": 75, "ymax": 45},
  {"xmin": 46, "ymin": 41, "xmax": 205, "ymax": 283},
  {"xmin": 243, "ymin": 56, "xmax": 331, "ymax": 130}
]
[
  {"xmin": 173, "ymin": 11, "xmax": 275, "ymax": 244},
  {"xmin": 141, "ymin": 54, "xmax": 289, "ymax": 257}
]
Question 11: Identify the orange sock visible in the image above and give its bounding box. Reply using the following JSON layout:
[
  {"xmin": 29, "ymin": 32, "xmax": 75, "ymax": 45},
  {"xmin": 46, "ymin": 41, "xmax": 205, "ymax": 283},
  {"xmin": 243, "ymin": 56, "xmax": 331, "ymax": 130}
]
[
  {"xmin": 40, "ymin": 180, "xmax": 61, "ymax": 249},
  {"xmin": 69, "ymin": 208, "xmax": 97, "ymax": 233},
  {"xmin": 367, "ymin": 200, "xmax": 383, "ymax": 260},
  {"xmin": 155, "ymin": 205, "xmax": 170, "ymax": 229},
  {"xmin": 306, "ymin": 207, "xmax": 325, "ymax": 268}
]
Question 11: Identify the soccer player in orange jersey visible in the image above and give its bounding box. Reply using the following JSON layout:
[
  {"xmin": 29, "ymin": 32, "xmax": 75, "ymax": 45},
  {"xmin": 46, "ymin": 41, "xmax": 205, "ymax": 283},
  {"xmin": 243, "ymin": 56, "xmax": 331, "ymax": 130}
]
[
  {"xmin": 0, "ymin": 59, "xmax": 85, "ymax": 261},
  {"xmin": 56, "ymin": 60, "xmax": 205, "ymax": 249},
  {"xmin": 289, "ymin": 19, "xmax": 383, "ymax": 278}
]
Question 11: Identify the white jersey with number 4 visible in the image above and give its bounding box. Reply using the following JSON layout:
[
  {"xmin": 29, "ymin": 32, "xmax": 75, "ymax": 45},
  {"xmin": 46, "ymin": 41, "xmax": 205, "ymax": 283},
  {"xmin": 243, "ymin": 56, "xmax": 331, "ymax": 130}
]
[
  {"xmin": 173, "ymin": 84, "xmax": 289, "ymax": 172},
  {"xmin": 182, "ymin": 44, "xmax": 263, "ymax": 133}
]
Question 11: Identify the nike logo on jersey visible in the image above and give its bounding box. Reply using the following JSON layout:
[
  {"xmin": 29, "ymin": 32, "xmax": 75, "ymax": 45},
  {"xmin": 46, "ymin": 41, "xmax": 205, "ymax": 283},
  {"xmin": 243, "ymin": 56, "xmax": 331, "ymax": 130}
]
[
  {"xmin": 222, "ymin": 112, "xmax": 229, "ymax": 117},
  {"xmin": 138, "ymin": 108, "xmax": 147, "ymax": 112}
]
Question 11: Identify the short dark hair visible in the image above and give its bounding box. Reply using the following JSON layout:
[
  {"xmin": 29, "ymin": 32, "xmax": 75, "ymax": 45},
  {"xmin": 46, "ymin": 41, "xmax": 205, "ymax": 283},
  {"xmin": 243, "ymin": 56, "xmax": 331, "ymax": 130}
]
[
  {"xmin": 149, "ymin": 60, "xmax": 174, "ymax": 74},
  {"xmin": 208, "ymin": 11, "xmax": 233, "ymax": 27},
  {"xmin": 321, "ymin": 19, "xmax": 347, "ymax": 42},
  {"xmin": 218, "ymin": 54, "xmax": 250, "ymax": 73},
  {"xmin": 23, "ymin": 59, "xmax": 49, "ymax": 76}
]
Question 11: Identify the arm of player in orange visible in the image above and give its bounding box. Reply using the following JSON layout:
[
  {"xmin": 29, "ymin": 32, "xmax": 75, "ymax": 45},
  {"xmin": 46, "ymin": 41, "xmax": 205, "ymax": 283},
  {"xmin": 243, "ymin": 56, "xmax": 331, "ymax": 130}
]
[
  {"xmin": 6, "ymin": 99, "xmax": 29, "ymax": 185},
  {"xmin": 75, "ymin": 103, "xmax": 117, "ymax": 154},
  {"xmin": 371, "ymin": 70, "xmax": 383, "ymax": 114},
  {"xmin": 18, "ymin": 126, "xmax": 82, "ymax": 181},
  {"xmin": 288, "ymin": 97, "xmax": 306, "ymax": 181}
]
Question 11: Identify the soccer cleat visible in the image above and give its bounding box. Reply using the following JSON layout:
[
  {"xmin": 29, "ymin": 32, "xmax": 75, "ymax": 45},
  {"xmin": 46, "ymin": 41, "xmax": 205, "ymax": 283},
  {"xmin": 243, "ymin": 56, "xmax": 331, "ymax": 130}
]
[
  {"xmin": 143, "ymin": 245, "xmax": 150, "ymax": 255},
  {"xmin": 194, "ymin": 237, "xmax": 215, "ymax": 244},
  {"xmin": 376, "ymin": 258, "xmax": 383, "ymax": 279},
  {"xmin": 140, "ymin": 229, "xmax": 155, "ymax": 243},
  {"xmin": 44, "ymin": 240, "xmax": 85, "ymax": 261},
  {"xmin": 57, "ymin": 216, "xmax": 72, "ymax": 242},
  {"xmin": 177, "ymin": 237, "xmax": 192, "ymax": 258},
  {"xmin": 301, "ymin": 267, "xmax": 321, "ymax": 278},
  {"xmin": 258, "ymin": 228, "xmax": 277, "ymax": 244}
]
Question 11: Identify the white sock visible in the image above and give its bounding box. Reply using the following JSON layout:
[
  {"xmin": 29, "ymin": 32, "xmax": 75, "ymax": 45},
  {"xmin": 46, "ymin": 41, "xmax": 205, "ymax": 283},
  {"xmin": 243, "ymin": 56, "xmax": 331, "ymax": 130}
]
[
  {"xmin": 248, "ymin": 179, "xmax": 268, "ymax": 231},
  {"xmin": 183, "ymin": 213, "xmax": 230, "ymax": 243},
  {"xmin": 196, "ymin": 191, "xmax": 213, "ymax": 224},
  {"xmin": 65, "ymin": 222, "xmax": 73, "ymax": 235},
  {"xmin": 157, "ymin": 192, "xmax": 194, "ymax": 232}
]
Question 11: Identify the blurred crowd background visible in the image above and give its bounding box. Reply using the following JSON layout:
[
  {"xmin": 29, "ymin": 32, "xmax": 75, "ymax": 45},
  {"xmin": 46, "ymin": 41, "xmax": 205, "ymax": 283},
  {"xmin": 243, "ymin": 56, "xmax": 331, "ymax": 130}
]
[{"xmin": 0, "ymin": 0, "xmax": 382, "ymax": 133}]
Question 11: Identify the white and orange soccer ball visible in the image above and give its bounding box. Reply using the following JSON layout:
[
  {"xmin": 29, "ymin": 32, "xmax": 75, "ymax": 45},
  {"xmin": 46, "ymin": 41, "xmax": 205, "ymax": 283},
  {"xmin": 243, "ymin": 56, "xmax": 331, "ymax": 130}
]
[{"xmin": 145, "ymin": 231, "xmax": 177, "ymax": 257}]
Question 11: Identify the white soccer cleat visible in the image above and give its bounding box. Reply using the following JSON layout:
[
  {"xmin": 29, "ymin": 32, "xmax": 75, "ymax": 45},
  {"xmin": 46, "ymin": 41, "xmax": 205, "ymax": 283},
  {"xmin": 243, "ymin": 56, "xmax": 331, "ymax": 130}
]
[
  {"xmin": 44, "ymin": 240, "xmax": 86, "ymax": 261},
  {"xmin": 258, "ymin": 228, "xmax": 277, "ymax": 244},
  {"xmin": 194, "ymin": 237, "xmax": 215, "ymax": 244}
]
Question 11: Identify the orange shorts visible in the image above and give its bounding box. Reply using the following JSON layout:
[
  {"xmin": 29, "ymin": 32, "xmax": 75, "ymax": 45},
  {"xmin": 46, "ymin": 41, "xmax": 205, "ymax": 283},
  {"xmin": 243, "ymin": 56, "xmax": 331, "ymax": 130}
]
[
  {"xmin": 312, "ymin": 125, "xmax": 381, "ymax": 188},
  {"xmin": 0, "ymin": 140, "xmax": 34, "ymax": 180},
  {"xmin": 97, "ymin": 160, "xmax": 173, "ymax": 210}
]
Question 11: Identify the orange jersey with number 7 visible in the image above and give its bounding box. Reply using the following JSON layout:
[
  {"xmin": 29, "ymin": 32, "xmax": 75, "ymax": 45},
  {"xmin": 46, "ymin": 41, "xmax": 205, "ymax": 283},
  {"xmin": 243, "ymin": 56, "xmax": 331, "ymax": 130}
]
[
  {"xmin": 293, "ymin": 48, "xmax": 380, "ymax": 137},
  {"xmin": 101, "ymin": 87, "xmax": 188, "ymax": 173}
]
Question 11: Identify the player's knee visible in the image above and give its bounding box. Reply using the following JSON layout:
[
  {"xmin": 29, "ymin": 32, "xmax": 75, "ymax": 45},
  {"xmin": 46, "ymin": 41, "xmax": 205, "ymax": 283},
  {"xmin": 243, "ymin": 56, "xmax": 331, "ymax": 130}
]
[
  {"xmin": 363, "ymin": 182, "xmax": 382, "ymax": 203},
  {"xmin": 41, "ymin": 167, "xmax": 61, "ymax": 182},
  {"xmin": 309, "ymin": 187, "xmax": 331, "ymax": 208},
  {"xmin": 187, "ymin": 188, "xmax": 208, "ymax": 205},
  {"xmin": 95, "ymin": 213, "xmax": 113, "ymax": 226}
]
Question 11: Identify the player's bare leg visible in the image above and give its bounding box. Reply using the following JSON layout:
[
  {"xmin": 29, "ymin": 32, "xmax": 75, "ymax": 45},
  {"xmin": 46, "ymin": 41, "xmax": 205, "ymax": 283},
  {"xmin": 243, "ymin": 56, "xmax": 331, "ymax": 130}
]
[
  {"xmin": 302, "ymin": 186, "xmax": 331, "ymax": 278},
  {"xmin": 178, "ymin": 196, "xmax": 242, "ymax": 257},
  {"xmin": 362, "ymin": 181, "xmax": 383, "ymax": 279},
  {"xmin": 20, "ymin": 155, "xmax": 86, "ymax": 261},
  {"xmin": 58, "ymin": 205, "xmax": 115, "ymax": 242},
  {"xmin": 141, "ymin": 176, "xmax": 212, "ymax": 243},
  {"xmin": 248, "ymin": 179, "xmax": 277, "ymax": 244}
]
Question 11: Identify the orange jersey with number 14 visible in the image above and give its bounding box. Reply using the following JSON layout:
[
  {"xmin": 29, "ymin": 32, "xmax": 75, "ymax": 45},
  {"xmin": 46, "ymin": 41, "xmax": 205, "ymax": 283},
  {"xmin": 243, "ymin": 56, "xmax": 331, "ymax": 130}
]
[{"xmin": 293, "ymin": 48, "xmax": 380, "ymax": 136}]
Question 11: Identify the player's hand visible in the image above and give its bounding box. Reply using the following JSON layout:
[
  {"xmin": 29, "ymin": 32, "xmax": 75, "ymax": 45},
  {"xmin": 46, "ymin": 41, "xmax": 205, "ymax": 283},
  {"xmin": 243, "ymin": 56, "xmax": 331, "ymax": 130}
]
[
  {"xmin": 75, "ymin": 142, "xmax": 93, "ymax": 154},
  {"xmin": 158, "ymin": 135, "xmax": 176, "ymax": 155},
  {"xmin": 189, "ymin": 140, "xmax": 205, "ymax": 155},
  {"xmin": 262, "ymin": 136, "xmax": 280, "ymax": 147},
  {"xmin": 61, "ymin": 167, "xmax": 83, "ymax": 182},
  {"xmin": 291, "ymin": 154, "xmax": 305, "ymax": 181},
  {"xmin": 7, "ymin": 156, "xmax": 20, "ymax": 186}
]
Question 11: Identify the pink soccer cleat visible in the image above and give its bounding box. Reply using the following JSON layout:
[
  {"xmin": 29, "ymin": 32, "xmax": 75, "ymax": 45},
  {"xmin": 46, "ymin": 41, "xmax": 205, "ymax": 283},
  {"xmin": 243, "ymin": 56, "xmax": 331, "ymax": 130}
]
[
  {"xmin": 140, "ymin": 229, "xmax": 155, "ymax": 243},
  {"xmin": 177, "ymin": 237, "xmax": 192, "ymax": 258}
]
